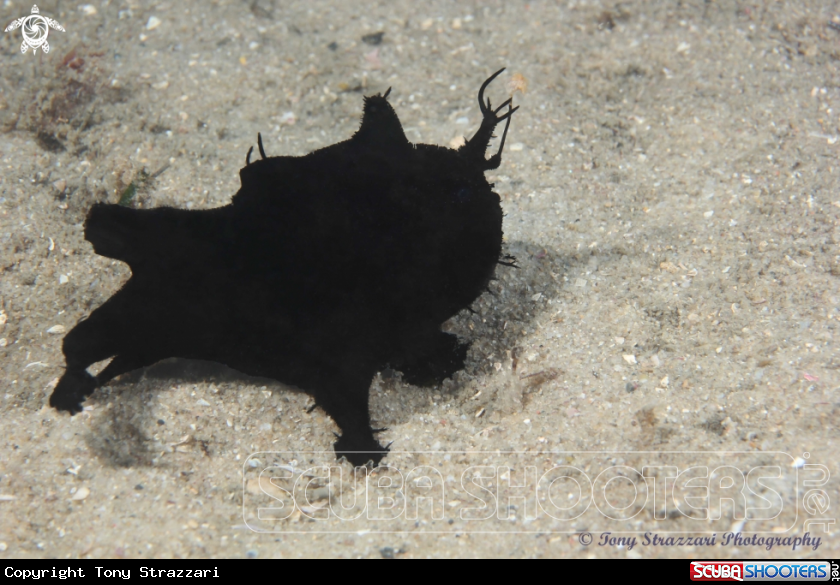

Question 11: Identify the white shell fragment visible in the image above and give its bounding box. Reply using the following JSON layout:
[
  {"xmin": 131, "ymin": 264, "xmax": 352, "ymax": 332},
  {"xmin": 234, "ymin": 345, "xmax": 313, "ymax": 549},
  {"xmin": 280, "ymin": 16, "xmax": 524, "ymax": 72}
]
[{"xmin": 70, "ymin": 486, "xmax": 90, "ymax": 501}]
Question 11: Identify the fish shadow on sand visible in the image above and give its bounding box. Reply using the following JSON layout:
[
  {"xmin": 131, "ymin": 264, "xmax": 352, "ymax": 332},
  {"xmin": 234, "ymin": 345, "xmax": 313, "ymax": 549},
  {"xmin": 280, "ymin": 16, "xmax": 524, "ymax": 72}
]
[{"xmin": 84, "ymin": 239, "xmax": 589, "ymax": 467}]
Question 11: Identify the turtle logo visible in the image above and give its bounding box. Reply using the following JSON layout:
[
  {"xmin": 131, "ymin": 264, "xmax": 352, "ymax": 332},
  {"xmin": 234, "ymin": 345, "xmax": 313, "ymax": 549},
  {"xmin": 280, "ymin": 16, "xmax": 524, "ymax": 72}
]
[{"xmin": 5, "ymin": 5, "xmax": 65, "ymax": 54}]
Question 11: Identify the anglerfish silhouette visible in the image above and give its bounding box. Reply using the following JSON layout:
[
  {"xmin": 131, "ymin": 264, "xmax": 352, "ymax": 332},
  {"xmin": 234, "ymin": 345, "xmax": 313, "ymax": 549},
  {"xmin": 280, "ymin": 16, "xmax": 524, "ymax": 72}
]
[{"xmin": 50, "ymin": 69, "xmax": 519, "ymax": 466}]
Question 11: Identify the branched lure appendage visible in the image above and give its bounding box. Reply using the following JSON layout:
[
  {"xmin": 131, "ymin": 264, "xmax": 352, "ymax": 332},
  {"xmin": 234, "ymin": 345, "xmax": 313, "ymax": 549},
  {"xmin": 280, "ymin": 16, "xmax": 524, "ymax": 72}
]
[{"xmin": 458, "ymin": 68, "xmax": 520, "ymax": 171}]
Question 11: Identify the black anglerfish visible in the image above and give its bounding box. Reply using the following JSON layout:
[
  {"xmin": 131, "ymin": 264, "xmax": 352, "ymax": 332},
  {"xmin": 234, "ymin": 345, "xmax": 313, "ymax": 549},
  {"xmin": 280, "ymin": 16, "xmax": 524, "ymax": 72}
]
[{"xmin": 50, "ymin": 68, "xmax": 519, "ymax": 466}]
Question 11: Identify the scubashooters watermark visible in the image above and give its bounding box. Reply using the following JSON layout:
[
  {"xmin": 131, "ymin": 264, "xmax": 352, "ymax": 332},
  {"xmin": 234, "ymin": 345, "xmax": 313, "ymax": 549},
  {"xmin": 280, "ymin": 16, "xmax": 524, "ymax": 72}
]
[
  {"xmin": 242, "ymin": 450, "xmax": 834, "ymax": 536},
  {"xmin": 4, "ymin": 5, "xmax": 65, "ymax": 54},
  {"xmin": 690, "ymin": 560, "xmax": 835, "ymax": 581}
]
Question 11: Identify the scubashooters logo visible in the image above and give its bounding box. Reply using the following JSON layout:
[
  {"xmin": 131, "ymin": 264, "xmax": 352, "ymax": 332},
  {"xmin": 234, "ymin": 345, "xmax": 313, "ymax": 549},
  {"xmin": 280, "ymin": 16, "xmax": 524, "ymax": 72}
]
[
  {"xmin": 242, "ymin": 451, "xmax": 835, "ymax": 535},
  {"xmin": 691, "ymin": 561, "xmax": 831, "ymax": 581},
  {"xmin": 4, "ymin": 5, "xmax": 65, "ymax": 54}
]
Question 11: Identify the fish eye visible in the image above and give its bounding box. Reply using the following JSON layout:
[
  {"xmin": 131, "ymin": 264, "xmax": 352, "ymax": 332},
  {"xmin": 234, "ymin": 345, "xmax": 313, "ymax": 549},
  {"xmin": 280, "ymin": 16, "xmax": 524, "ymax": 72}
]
[{"xmin": 455, "ymin": 186, "xmax": 471, "ymax": 201}]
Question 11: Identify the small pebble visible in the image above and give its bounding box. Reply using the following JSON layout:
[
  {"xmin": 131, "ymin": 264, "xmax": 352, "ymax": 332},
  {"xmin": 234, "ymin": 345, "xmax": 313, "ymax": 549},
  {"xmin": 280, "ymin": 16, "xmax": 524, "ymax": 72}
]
[
  {"xmin": 246, "ymin": 549, "xmax": 258, "ymax": 559},
  {"xmin": 309, "ymin": 487, "xmax": 331, "ymax": 501},
  {"xmin": 0, "ymin": 542, "xmax": 6, "ymax": 551},
  {"xmin": 70, "ymin": 486, "xmax": 90, "ymax": 501},
  {"xmin": 146, "ymin": 16, "xmax": 162, "ymax": 30},
  {"xmin": 362, "ymin": 31, "xmax": 385, "ymax": 45},
  {"xmin": 509, "ymin": 142, "xmax": 524, "ymax": 151},
  {"xmin": 380, "ymin": 547, "xmax": 395, "ymax": 559},
  {"xmin": 59, "ymin": 275, "xmax": 69, "ymax": 285},
  {"xmin": 47, "ymin": 325, "xmax": 66, "ymax": 334},
  {"xmin": 134, "ymin": 484, "xmax": 144, "ymax": 490},
  {"xmin": 364, "ymin": 49, "xmax": 381, "ymax": 68},
  {"xmin": 623, "ymin": 354, "xmax": 637, "ymax": 365},
  {"xmin": 79, "ymin": 4, "xmax": 97, "ymax": 16}
]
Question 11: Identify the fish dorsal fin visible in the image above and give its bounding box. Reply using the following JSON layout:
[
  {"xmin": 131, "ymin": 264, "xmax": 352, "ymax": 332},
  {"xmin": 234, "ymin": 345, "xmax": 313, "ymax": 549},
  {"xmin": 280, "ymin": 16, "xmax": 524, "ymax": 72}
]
[{"xmin": 352, "ymin": 92, "xmax": 410, "ymax": 149}]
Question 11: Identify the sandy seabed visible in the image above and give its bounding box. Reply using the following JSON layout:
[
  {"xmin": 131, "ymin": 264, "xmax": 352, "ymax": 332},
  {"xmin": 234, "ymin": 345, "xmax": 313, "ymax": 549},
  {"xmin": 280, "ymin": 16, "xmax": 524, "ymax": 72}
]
[{"xmin": 0, "ymin": 0, "xmax": 838, "ymax": 559}]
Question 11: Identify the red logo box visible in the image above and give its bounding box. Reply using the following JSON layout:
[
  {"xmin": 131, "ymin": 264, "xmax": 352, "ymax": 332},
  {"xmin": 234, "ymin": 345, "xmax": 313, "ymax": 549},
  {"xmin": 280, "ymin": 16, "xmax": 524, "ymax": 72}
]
[{"xmin": 691, "ymin": 562, "xmax": 744, "ymax": 582}]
